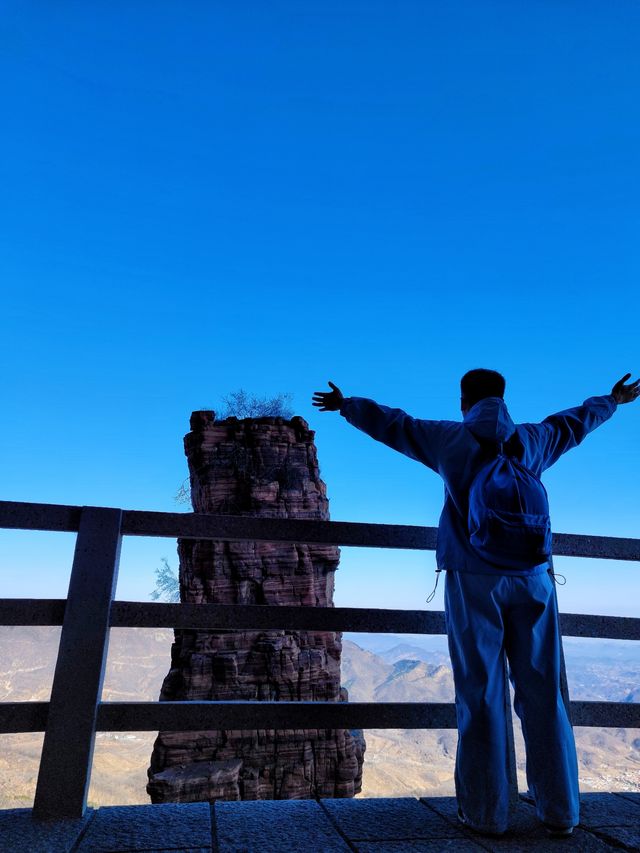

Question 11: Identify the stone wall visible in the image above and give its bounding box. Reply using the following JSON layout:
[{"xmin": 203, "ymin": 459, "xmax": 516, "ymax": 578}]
[{"xmin": 147, "ymin": 411, "xmax": 365, "ymax": 802}]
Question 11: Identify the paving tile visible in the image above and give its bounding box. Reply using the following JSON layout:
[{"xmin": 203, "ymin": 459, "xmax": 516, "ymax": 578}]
[
  {"xmin": 354, "ymin": 841, "xmax": 486, "ymax": 852},
  {"xmin": 420, "ymin": 798, "xmax": 616, "ymax": 852},
  {"xmin": 613, "ymin": 791, "xmax": 640, "ymax": 807},
  {"xmin": 2, "ymin": 796, "xmax": 638, "ymax": 853},
  {"xmin": 75, "ymin": 803, "xmax": 211, "ymax": 852},
  {"xmin": 587, "ymin": 826, "xmax": 640, "ymax": 851},
  {"xmin": 126, "ymin": 849, "xmax": 210, "ymax": 853},
  {"xmin": 214, "ymin": 800, "xmax": 350, "ymax": 853},
  {"xmin": 0, "ymin": 808, "xmax": 94, "ymax": 853},
  {"xmin": 579, "ymin": 792, "xmax": 640, "ymax": 827},
  {"xmin": 476, "ymin": 828, "xmax": 618, "ymax": 852},
  {"xmin": 321, "ymin": 797, "xmax": 465, "ymax": 841},
  {"xmin": 418, "ymin": 796, "xmax": 469, "ymax": 827}
]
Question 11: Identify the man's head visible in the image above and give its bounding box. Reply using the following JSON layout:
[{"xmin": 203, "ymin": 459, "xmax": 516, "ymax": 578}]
[{"xmin": 460, "ymin": 368, "xmax": 506, "ymax": 414}]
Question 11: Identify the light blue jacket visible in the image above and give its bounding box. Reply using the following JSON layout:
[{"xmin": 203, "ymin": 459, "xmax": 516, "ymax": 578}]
[{"xmin": 339, "ymin": 393, "xmax": 618, "ymax": 575}]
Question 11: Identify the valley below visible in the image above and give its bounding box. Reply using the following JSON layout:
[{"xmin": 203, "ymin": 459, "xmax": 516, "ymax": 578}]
[{"xmin": 1, "ymin": 626, "xmax": 638, "ymax": 808}]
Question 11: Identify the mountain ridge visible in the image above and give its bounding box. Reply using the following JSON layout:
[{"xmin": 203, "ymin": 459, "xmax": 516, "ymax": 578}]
[{"xmin": 0, "ymin": 626, "xmax": 637, "ymax": 807}]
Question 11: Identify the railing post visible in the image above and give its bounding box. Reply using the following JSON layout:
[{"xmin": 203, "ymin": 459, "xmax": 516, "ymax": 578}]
[{"xmin": 33, "ymin": 507, "xmax": 122, "ymax": 820}]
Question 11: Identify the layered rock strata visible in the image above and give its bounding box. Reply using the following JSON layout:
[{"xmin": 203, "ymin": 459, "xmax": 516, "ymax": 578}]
[{"xmin": 147, "ymin": 411, "xmax": 365, "ymax": 802}]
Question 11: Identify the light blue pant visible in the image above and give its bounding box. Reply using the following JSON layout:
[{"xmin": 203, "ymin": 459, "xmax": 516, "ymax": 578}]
[{"xmin": 444, "ymin": 569, "xmax": 580, "ymax": 833}]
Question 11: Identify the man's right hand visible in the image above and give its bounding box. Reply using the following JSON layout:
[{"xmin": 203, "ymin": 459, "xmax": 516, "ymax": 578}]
[
  {"xmin": 611, "ymin": 373, "xmax": 640, "ymax": 405},
  {"xmin": 312, "ymin": 381, "xmax": 344, "ymax": 412}
]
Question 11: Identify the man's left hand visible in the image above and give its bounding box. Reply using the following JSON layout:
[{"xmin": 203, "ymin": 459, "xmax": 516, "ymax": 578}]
[{"xmin": 611, "ymin": 373, "xmax": 640, "ymax": 405}]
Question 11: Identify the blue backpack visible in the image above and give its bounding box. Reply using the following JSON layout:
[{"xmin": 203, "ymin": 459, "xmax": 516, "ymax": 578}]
[{"xmin": 466, "ymin": 433, "xmax": 552, "ymax": 570}]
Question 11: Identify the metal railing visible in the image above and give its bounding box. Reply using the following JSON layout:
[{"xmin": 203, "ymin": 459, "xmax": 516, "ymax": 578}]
[{"xmin": 0, "ymin": 499, "xmax": 638, "ymax": 820}]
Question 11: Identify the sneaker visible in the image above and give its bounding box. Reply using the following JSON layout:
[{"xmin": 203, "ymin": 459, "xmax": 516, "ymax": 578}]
[{"xmin": 543, "ymin": 822, "xmax": 574, "ymax": 838}]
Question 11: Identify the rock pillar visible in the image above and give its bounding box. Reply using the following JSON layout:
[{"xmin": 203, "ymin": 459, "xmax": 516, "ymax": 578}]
[{"xmin": 147, "ymin": 411, "xmax": 365, "ymax": 802}]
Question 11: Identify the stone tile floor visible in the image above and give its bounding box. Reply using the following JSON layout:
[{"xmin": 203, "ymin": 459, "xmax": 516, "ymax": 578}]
[{"xmin": 0, "ymin": 793, "xmax": 638, "ymax": 853}]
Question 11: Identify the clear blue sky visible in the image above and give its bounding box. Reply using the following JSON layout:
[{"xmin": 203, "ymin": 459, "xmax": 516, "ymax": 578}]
[{"xmin": 1, "ymin": 1, "xmax": 639, "ymax": 615}]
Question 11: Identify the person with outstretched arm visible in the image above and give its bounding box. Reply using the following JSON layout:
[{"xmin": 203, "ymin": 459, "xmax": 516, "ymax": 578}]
[{"xmin": 312, "ymin": 371, "xmax": 638, "ymax": 838}]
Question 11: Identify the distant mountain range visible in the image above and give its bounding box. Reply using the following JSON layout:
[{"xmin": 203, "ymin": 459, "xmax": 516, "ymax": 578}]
[{"xmin": 0, "ymin": 626, "xmax": 637, "ymax": 808}]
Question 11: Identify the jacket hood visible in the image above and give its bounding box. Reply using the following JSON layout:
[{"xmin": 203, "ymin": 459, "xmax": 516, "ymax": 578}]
[{"xmin": 463, "ymin": 396, "xmax": 516, "ymax": 442}]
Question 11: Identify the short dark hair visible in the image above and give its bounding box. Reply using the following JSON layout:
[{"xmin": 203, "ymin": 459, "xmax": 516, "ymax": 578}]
[{"xmin": 460, "ymin": 368, "xmax": 506, "ymax": 409}]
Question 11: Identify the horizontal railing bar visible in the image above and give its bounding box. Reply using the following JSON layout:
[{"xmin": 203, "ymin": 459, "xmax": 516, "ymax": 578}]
[
  {"xmin": 559, "ymin": 613, "xmax": 640, "ymax": 641},
  {"xmin": 0, "ymin": 701, "xmax": 457, "ymax": 732},
  {"xmin": 122, "ymin": 513, "xmax": 640, "ymax": 560},
  {"xmin": 97, "ymin": 700, "xmax": 458, "ymax": 730},
  {"xmin": 553, "ymin": 532, "xmax": 640, "ymax": 562},
  {"xmin": 0, "ymin": 501, "xmax": 81, "ymax": 533},
  {"xmin": 121, "ymin": 510, "xmax": 437, "ymax": 550},
  {"xmin": 0, "ymin": 599, "xmax": 66, "ymax": 626},
  {"xmin": 0, "ymin": 702, "xmax": 48, "ymax": 732},
  {"xmin": 1, "ymin": 599, "xmax": 639, "ymax": 641},
  {"xmin": 109, "ymin": 602, "xmax": 447, "ymax": 634},
  {"xmin": 2, "ymin": 700, "xmax": 636, "ymax": 734},
  {"xmin": 571, "ymin": 701, "xmax": 640, "ymax": 728},
  {"xmin": 2, "ymin": 500, "xmax": 639, "ymax": 560},
  {"xmin": 0, "ymin": 500, "xmax": 433, "ymax": 549}
]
